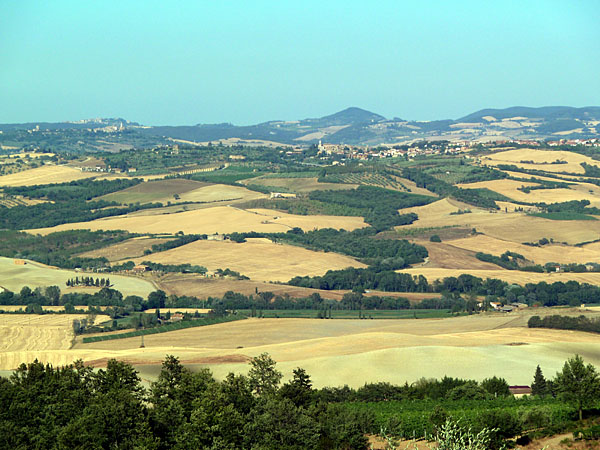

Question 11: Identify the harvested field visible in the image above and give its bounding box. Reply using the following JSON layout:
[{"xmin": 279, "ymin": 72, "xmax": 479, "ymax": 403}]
[
  {"xmin": 482, "ymin": 149, "xmax": 600, "ymax": 174},
  {"xmin": 0, "ymin": 313, "xmax": 108, "ymax": 370},
  {"xmin": 458, "ymin": 179, "xmax": 600, "ymax": 207},
  {"xmin": 30, "ymin": 205, "xmax": 366, "ymax": 235},
  {"xmin": 98, "ymin": 179, "xmax": 210, "ymax": 204},
  {"xmin": 69, "ymin": 310, "xmax": 600, "ymax": 387},
  {"xmin": 77, "ymin": 236, "xmax": 176, "ymax": 262},
  {"xmin": 177, "ymin": 183, "xmax": 267, "ymax": 203},
  {"xmin": 0, "ymin": 194, "xmax": 47, "ymax": 208},
  {"xmin": 397, "ymin": 267, "xmax": 600, "ymax": 286},
  {"xmin": 0, "ymin": 256, "xmax": 156, "ymax": 298},
  {"xmin": 241, "ymin": 176, "xmax": 358, "ymax": 193},
  {"xmin": 154, "ymin": 273, "xmax": 439, "ymax": 302},
  {"xmin": 397, "ymin": 198, "xmax": 600, "ymax": 245},
  {"xmin": 99, "ymin": 179, "xmax": 267, "ymax": 206},
  {"xmin": 446, "ymin": 234, "xmax": 600, "ymax": 265},
  {"xmin": 135, "ymin": 238, "xmax": 365, "ymax": 282},
  {"xmin": 0, "ymin": 165, "xmax": 96, "ymax": 186},
  {"xmin": 413, "ymin": 240, "xmax": 500, "ymax": 270}
]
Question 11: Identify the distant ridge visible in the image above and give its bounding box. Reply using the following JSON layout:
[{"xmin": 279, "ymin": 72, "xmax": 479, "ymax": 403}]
[
  {"xmin": 1, "ymin": 106, "xmax": 599, "ymax": 151},
  {"xmin": 459, "ymin": 106, "xmax": 600, "ymax": 122}
]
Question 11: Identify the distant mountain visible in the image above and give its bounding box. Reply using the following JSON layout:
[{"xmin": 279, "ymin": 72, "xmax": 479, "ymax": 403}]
[
  {"xmin": 1, "ymin": 107, "xmax": 599, "ymax": 152},
  {"xmin": 302, "ymin": 107, "xmax": 386, "ymax": 127}
]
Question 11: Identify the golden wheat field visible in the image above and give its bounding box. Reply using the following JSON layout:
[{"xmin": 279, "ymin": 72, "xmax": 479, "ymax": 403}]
[
  {"xmin": 397, "ymin": 198, "xmax": 600, "ymax": 244},
  {"xmin": 0, "ymin": 313, "xmax": 108, "ymax": 370},
  {"xmin": 481, "ymin": 149, "xmax": 600, "ymax": 174},
  {"xmin": 458, "ymin": 179, "xmax": 600, "ymax": 207},
  {"xmin": 0, "ymin": 257, "xmax": 156, "ymax": 298},
  {"xmin": 0, "ymin": 165, "xmax": 96, "ymax": 186},
  {"xmin": 29, "ymin": 205, "xmax": 367, "ymax": 235},
  {"xmin": 78, "ymin": 236, "xmax": 176, "ymax": 262},
  {"xmin": 398, "ymin": 267, "xmax": 600, "ymax": 285},
  {"xmin": 413, "ymin": 240, "xmax": 500, "ymax": 270},
  {"xmin": 445, "ymin": 234, "xmax": 600, "ymax": 265},
  {"xmin": 133, "ymin": 238, "xmax": 366, "ymax": 282}
]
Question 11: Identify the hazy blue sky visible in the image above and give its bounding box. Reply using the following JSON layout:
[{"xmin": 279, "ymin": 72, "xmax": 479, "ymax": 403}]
[{"xmin": 1, "ymin": 0, "xmax": 599, "ymax": 125}]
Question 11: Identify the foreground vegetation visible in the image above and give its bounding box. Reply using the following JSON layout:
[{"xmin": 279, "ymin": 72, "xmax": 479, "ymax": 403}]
[{"xmin": 0, "ymin": 353, "xmax": 598, "ymax": 450}]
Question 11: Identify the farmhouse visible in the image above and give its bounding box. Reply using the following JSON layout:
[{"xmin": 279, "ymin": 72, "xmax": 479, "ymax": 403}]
[
  {"xmin": 509, "ymin": 385, "xmax": 532, "ymax": 397},
  {"xmin": 133, "ymin": 264, "xmax": 150, "ymax": 273}
]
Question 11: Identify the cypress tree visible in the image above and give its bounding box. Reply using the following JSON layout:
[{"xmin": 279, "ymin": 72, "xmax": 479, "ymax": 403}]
[{"xmin": 531, "ymin": 365, "xmax": 547, "ymax": 397}]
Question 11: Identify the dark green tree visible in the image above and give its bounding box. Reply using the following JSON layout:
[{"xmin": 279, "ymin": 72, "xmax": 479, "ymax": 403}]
[
  {"xmin": 279, "ymin": 367, "xmax": 313, "ymax": 408},
  {"xmin": 248, "ymin": 353, "xmax": 282, "ymax": 396},
  {"xmin": 554, "ymin": 354, "xmax": 600, "ymax": 421},
  {"xmin": 531, "ymin": 365, "xmax": 548, "ymax": 397},
  {"xmin": 481, "ymin": 376, "xmax": 510, "ymax": 397}
]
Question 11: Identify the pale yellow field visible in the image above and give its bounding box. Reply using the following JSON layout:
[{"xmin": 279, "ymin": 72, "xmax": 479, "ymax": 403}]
[
  {"xmin": 398, "ymin": 267, "xmax": 600, "ymax": 285},
  {"xmin": 397, "ymin": 198, "xmax": 600, "ymax": 244},
  {"xmin": 0, "ymin": 165, "xmax": 96, "ymax": 186},
  {"xmin": 458, "ymin": 179, "xmax": 600, "ymax": 207},
  {"xmin": 99, "ymin": 179, "xmax": 266, "ymax": 206},
  {"xmin": 446, "ymin": 234, "xmax": 600, "ymax": 265},
  {"xmin": 78, "ymin": 236, "xmax": 176, "ymax": 262},
  {"xmin": 133, "ymin": 238, "xmax": 366, "ymax": 282},
  {"xmin": 0, "ymin": 257, "xmax": 156, "ymax": 298},
  {"xmin": 64, "ymin": 312, "xmax": 600, "ymax": 387},
  {"xmin": 0, "ymin": 313, "xmax": 108, "ymax": 370},
  {"xmin": 2, "ymin": 311, "xmax": 599, "ymax": 385},
  {"xmin": 29, "ymin": 205, "xmax": 366, "ymax": 235},
  {"xmin": 481, "ymin": 149, "xmax": 600, "ymax": 174},
  {"xmin": 177, "ymin": 184, "xmax": 267, "ymax": 203}
]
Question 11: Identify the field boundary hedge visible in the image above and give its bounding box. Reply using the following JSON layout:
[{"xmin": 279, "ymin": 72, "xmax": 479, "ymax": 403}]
[{"xmin": 82, "ymin": 315, "xmax": 245, "ymax": 343}]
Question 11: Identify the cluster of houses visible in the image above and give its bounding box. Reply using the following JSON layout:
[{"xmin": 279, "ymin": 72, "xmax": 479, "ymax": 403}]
[
  {"xmin": 316, "ymin": 140, "xmax": 473, "ymax": 160},
  {"xmin": 480, "ymin": 301, "xmax": 529, "ymax": 313}
]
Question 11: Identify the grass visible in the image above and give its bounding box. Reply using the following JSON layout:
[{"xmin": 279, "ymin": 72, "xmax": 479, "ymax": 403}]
[
  {"xmin": 236, "ymin": 309, "xmax": 453, "ymax": 319},
  {"xmin": 82, "ymin": 315, "xmax": 246, "ymax": 343}
]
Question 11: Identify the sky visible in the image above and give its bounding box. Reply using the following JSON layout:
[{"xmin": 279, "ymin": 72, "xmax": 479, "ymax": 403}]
[{"xmin": 1, "ymin": 0, "xmax": 599, "ymax": 125}]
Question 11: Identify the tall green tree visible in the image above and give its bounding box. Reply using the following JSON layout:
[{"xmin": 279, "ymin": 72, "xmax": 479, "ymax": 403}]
[
  {"xmin": 531, "ymin": 365, "xmax": 548, "ymax": 397},
  {"xmin": 279, "ymin": 367, "xmax": 313, "ymax": 407},
  {"xmin": 248, "ymin": 353, "xmax": 282, "ymax": 396},
  {"xmin": 554, "ymin": 354, "xmax": 600, "ymax": 421}
]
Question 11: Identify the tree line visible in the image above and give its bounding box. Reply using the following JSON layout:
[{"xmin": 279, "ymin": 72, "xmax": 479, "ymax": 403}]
[
  {"xmin": 528, "ymin": 314, "xmax": 600, "ymax": 334},
  {"xmin": 289, "ymin": 268, "xmax": 600, "ymax": 307},
  {"xmin": 402, "ymin": 167, "xmax": 502, "ymax": 209}
]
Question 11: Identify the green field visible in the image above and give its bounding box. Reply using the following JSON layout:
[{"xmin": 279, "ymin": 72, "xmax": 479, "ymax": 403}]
[{"xmin": 0, "ymin": 256, "xmax": 156, "ymax": 298}]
